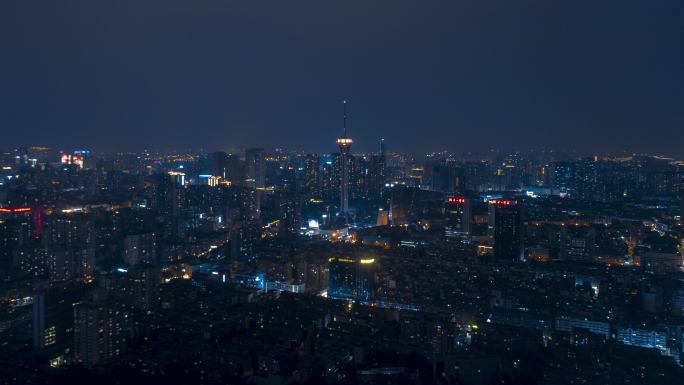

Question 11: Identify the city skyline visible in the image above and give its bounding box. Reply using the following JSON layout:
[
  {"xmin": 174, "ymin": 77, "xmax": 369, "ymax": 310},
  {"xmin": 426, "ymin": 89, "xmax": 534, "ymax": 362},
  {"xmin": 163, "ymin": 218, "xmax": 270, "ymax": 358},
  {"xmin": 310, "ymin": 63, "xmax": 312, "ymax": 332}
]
[
  {"xmin": 2, "ymin": 142, "xmax": 683, "ymax": 384},
  {"xmin": 2, "ymin": 2, "xmax": 684, "ymax": 384}
]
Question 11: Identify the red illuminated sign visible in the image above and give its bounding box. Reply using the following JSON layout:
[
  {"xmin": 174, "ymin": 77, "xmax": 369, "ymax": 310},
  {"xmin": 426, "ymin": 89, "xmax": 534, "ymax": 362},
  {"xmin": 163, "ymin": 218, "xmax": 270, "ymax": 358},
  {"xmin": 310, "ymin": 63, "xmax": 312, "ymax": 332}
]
[
  {"xmin": 0, "ymin": 207, "xmax": 32, "ymax": 214},
  {"xmin": 447, "ymin": 197, "xmax": 466, "ymax": 204},
  {"xmin": 489, "ymin": 199, "xmax": 518, "ymax": 206}
]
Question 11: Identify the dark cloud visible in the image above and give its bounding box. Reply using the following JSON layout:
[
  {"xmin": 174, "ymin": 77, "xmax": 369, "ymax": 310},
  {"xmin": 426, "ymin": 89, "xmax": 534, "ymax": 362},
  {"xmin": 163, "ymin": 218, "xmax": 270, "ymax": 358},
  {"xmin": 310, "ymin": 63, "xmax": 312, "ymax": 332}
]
[{"xmin": 1, "ymin": 0, "xmax": 682, "ymax": 155}]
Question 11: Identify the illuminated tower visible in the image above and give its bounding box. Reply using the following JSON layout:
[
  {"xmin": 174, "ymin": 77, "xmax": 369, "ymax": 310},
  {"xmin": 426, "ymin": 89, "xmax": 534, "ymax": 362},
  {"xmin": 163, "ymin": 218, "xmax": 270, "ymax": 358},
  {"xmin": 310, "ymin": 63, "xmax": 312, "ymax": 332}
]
[{"xmin": 336, "ymin": 100, "xmax": 353, "ymax": 217}]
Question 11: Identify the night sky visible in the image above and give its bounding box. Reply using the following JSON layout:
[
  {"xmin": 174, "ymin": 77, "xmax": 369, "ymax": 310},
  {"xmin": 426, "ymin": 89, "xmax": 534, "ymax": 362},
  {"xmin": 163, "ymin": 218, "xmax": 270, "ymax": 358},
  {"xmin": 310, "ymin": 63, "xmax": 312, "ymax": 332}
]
[{"xmin": 1, "ymin": 1, "xmax": 682, "ymax": 155}]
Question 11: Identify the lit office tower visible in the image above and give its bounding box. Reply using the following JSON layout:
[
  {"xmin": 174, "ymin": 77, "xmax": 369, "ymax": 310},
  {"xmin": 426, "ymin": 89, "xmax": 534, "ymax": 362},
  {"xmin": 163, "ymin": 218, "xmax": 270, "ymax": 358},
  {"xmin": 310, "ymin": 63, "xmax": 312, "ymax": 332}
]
[
  {"xmin": 328, "ymin": 258, "xmax": 356, "ymax": 299},
  {"xmin": 355, "ymin": 258, "xmax": 376, "ymax": 302},
  {"xmin": 336, "ymin": 100, "xmax": 353, "ymax": 217},
  {"xmin": 489, "ymin": 199, "xmax": 524, "ymax": 261},
  {"xmin": 73, "ymin": 301, "xmax": 125, "ymax": 367},
  {"xmin": 327, "ymin": 257, "xmax": 376, "ymax": 302},
  {"xmin": 245, "ymin": 148, "xmax": 265, "ymax": 188},
  {"xmin": 304, "ymin": 154, "xmax": 321, "ymax": 199},
  {"xmin": 445, "ymin": 196, "xmax": 472, "ymax": 235}
]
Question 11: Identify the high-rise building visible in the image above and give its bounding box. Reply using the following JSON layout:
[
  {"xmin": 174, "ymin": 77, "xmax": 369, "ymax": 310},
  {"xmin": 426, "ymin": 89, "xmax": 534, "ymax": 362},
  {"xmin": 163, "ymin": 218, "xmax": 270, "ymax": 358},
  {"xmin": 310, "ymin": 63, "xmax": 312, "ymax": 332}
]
[
  {"xmin": 210, "ymin": 151, "xmax": 228, "ymax": 178},
  {"xmin": 376, "ymin": 208, "xmax": 389, "ymax": 226},
  {"xmin": 73, "ymin": 300, "xmax": 125, "ymax": 367},
  {"xmin": 304, "ymin": 154, "xmax": 321, "ymax": 199},
  {"xmin": 95, "ymin": 159, "xmax": 109, "ymax": 194},
  {"xmin": 350, "ymin": 155, "xmax": 366, "ymax": 201},
  {"xmin": 389, "ymin": 186, "xmax": 417, "ymax": 226},
  {"xmin": 277, "ymin": 190, "xmax": 302, "ymax": 237},
  {"xmin": 432, "ymin": 164, "xmax": 466, "ymax": 194},
  {"xmin": 320, "ymin": 156, "xmax": 337, "ymax": 203},
  {"xmin": 32, "ymin": 293, "xmax": 54, "ymax": 349},
  {"xmin": 305, "ymin": 261, "xmax": 329, "ymax": 293},
  {"xmin": 245, "ymin": 148, "xmax": 265, "ymax": 188},
  {"xmin": 0, "ymin": 209, "xmax": 34, "ymax": 269},
  {"xmin": 122, "ymin": 232, "xmax": 157, "ymax": 267},
  {"xmin": 356, "ymin": 258, "xmax": 376, "ymax": 302},
  {"xmin": 245, "ymin": 148, "xmax": 265, "ymax": 222},
  {"xmin": 327, "ymin": 256, "xmax": 376, "ymax": 302},
  {"xmin": 127, "ymin": 265, "xmax": 160, "ymax": 310},
  {"xmin": 368, "ymin": 139, "xmax": 386, "ymax": 200},
  {"xmin": 489, "ymin": 199, "xmax": 523, "ymax": 261},
  {"xmin": 327, "ymin": 258, "xmax": 355, "ymax": 300},
  {"xmin": 229, "ymin": 186, "xmax": 260, "ymax": 225},
  {"xmin": 336, "ymin": 101, "xmax": 353, "ymax": 217},
  {"xmin": 43, "ymin": 214, "xmax": 95, "ymax": 281},
  {"xmin": 560, "ymin": 226, "xmax": 596, "ymax": 262},
  {"xmin": 572, "ymin": 158, "xmax": 600, "ymax": 201},
  {"xmin": 550, "ymin": 161, "xmax": 573, "ymax": 193},
  {"xmin": 33, "ymin": 285, "xmax": 84, "ymax": 350},
  {"xmin": 445, "ymin": 196, "xmax": 472, "ymax": 235},
  {"xmin": 230, "ymin": 224, "xmax": 260, "ymax": 262},
  {"xmin": 225, "ymin": 154, "xmax": 243, "ymax": 185},
  {"xmin": 147, "ymin": 173, "xmax": 186, "ymax": 216}
]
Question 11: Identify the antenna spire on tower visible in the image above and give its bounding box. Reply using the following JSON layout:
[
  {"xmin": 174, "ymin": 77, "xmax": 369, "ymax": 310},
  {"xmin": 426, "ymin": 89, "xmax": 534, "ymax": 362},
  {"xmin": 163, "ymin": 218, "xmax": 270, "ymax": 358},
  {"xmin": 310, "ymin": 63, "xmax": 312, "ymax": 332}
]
[
  {"xmin": 336, "ymin": 99, "xmax": 353, "ymax": 218},
  {"xmin": 343, "ymin": 100, "xmax": 347, "ymax": 138}
]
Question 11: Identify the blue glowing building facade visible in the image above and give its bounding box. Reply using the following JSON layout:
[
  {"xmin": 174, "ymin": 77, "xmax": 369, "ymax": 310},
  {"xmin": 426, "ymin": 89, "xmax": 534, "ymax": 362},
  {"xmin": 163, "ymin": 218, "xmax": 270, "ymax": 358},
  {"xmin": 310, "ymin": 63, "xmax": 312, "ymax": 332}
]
[{"xmin": 327, "ymin": 257, "xmax": 376, "ymax": 302}]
